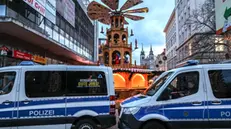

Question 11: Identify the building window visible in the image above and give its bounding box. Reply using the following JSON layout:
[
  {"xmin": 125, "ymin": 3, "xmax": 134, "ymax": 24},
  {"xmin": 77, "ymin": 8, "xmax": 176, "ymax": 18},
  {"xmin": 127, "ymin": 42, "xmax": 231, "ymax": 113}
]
[
  {"xmin": 74, "ymin": 44, "xmax": 77, "ymax": 52},
  {"xmin": 65, "ymin": 33, "xmax": 70, "ymax": 47},
  {"xmin": 60, "ymin": 29, "xmax": 64, "ymax": 44},
  {"xmin": 45, "ymin": 26, "xmax": 53, "ymax": 38},
  {"xmin": 0, "ymin": 5, "xmax": 6, "ymax": 16},
  {"xmin": 25, "ymin": 71, "xmax": 66, "ymax": 98},
  {"xmin": 53, "ymin": 30, "xmax": 59, "ymax": 42},
  {"xmin": 25, "ymin": 8, "xmax": 36, "ymax": 23}
]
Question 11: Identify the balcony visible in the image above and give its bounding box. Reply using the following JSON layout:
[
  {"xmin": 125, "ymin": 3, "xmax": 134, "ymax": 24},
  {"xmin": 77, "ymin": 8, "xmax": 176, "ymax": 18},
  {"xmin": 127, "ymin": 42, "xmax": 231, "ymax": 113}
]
[
  {"xmin": 106, "ymin": 27, "xmax": 128, "ymax": 33},
  {"xmin": 102, "ymin": 43, "xmax": 132, "ymax": 50},
  {"xmin": 0, "ymin": 6, "xmax": 94, "ymax": 65}
]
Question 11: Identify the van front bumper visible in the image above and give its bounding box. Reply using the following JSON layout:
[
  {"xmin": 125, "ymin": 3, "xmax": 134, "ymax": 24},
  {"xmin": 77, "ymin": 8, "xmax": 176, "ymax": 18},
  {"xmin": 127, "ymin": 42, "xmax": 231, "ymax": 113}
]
[
  {"xmin": 118, "ymin": 114, "xmax": 143, "ymax": 129},
  {"xmin": 96, "ymin": 115, "xmax": 116, "ymax": 129}
]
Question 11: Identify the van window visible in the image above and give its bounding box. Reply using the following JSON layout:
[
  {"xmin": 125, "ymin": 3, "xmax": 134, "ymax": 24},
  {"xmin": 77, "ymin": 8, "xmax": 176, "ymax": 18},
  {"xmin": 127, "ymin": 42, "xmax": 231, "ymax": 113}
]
[
  {"xmin": 66, "ymin": 71, "xmax": 107, "ymax": 96},
  {"xmin": 25, "ymin": 71, "xmax": 66, "ymax": 98},
  {"xmin": 0, "ymin": 72, "xmax": 16, "ymax": 95},
  {"xmin": 158, "ymin": 71, "xmax": 199, "ymax": 101},
  {"xmin": 208, "ymin": 70, "xmax": 231, "ymax": 98}
]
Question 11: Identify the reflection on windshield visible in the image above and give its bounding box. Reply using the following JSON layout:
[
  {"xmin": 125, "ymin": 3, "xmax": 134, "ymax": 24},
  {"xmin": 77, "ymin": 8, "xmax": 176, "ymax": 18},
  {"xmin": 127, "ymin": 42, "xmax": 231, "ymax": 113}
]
[{"xmin": 144, "ymin": 72, "xmax": 173, "ymax": 96}]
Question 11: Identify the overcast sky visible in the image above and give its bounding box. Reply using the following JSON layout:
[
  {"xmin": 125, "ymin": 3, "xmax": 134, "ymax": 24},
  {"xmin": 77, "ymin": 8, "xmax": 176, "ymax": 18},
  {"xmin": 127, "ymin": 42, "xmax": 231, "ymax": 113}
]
[{"xmin": 94, "ymin": 0, "xmax": 175, "ymax": 64}]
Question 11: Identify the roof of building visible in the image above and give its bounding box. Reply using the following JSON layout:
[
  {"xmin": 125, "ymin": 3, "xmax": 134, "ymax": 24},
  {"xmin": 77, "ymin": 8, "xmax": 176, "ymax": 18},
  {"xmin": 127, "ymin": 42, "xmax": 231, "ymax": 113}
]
[{"xmin": 163, "ymin": 8, "xmax": 176, "ymax": 33}]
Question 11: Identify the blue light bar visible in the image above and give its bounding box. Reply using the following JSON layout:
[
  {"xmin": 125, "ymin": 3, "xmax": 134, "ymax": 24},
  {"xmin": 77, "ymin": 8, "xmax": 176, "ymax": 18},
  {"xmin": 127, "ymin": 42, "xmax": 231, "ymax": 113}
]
[
  {"xmin": 176, "ymin": 60, "xmax": 199, "ymax": 68},
  {"xmin": 186, "ymin": 60, "xmax": 199, "ymax": 66},
  {"xmin": 18, "ymin": 61, "xmax": 40, "ymax": 66}
]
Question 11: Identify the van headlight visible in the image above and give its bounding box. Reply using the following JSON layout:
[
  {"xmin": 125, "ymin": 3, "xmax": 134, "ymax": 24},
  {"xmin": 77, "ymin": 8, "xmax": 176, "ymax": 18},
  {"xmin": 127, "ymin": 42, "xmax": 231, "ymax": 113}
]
[{"xmin": 123, "ymin": 107, "xmax": 140, "ymax": 115}]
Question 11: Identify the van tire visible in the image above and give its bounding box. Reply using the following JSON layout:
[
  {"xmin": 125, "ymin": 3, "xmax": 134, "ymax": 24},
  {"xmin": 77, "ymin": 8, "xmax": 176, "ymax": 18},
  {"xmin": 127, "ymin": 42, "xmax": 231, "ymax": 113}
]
[
  {"xmin": 75, "ymin": 119, "xmax": 98, "ymax": 129},
  {"xmin": 142, "ymin": 121, "xmax": 166, "ymax": 129}
]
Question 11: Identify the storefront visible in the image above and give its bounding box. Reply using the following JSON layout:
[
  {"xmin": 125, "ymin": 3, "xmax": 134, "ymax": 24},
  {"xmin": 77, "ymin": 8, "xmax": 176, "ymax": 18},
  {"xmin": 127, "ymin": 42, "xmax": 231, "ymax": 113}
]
[{"xmin": 0, "ymin": 45, "xmax": 50, "ymax": 67}]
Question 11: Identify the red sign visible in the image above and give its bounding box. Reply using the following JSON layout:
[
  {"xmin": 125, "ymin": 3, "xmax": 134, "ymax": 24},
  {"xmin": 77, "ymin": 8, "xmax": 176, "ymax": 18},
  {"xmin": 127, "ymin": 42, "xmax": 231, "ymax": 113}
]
[
  {"xmin": 13, "ymin": 50, "xmax": 32, "ymax": 60},
  {"xmin": 23, "ymin": 0, "xmax": 46, "ymax": 16}
]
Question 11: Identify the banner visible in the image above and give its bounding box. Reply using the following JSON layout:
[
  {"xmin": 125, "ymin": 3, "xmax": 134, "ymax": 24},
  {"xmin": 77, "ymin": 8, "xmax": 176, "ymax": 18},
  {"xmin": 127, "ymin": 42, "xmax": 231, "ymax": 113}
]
[
  {"xmin": 216, "ymin": 0, "xmax": 231, "ymax": 34},
  {"xmin": 56, "ymin": 0, "xmax": 75, "ymax": 27},
  {"xmin": 13, "ymin": 50, "xmax": 32, "ymax": 60},
  {"xmin": 33, "ymin": 55, "xmax": 47, "ymax": 64},
  {"xmin": 24, "ymin": 0, "xmax": 56, "ymax": 24},
  {"xmin": 24, "ymin": 0, "xmax": 46, "ymax": 16}
]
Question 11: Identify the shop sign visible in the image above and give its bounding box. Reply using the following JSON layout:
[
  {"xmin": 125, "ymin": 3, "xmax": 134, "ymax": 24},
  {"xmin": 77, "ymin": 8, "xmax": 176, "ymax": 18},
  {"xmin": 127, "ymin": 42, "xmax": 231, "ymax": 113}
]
[
  {"xmin": 33, "ymin": 55, "xmax": 47, "ymax": 64},
  {"xmin": 13, "ymin": 50, "xmax": 32, "ymax": 60},
  {"xmin": 23, "ymin": 0, "xmax": 56, "ymax": 24},
  {"xmin": 23, "ymin": 0, "xmax": 46, "ymax": 16},
  {"xmin": 216, "ymin": 0, "xmax": 231, "ymax": 34}
]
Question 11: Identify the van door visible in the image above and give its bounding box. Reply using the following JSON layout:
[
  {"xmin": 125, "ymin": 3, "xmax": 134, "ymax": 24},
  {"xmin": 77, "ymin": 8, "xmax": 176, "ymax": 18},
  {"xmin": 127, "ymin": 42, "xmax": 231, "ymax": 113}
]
[
  {"xmin": 157, "ymin": 69, "xmax": 208, "ymax": 128},
  {"xmin": 65, "ymin": 67, "xmax": 110, "ymax": 127},
  {"xmin": 0, "ymin": 70, "xmax": 18, "ymax": 129},
  {"xmin": 206, "ymin": 68, "xmax": 231, "ymax": 128},
  {"xmin": 17, "ymin": 67, "xmax": 66, "ymax": 129}
]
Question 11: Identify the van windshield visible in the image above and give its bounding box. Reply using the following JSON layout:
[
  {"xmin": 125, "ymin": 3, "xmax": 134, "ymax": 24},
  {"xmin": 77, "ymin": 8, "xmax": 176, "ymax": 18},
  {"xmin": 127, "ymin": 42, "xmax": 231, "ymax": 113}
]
[{"xmin": 144, "ymin": 72, "xmax": 173, "ymax": 96}]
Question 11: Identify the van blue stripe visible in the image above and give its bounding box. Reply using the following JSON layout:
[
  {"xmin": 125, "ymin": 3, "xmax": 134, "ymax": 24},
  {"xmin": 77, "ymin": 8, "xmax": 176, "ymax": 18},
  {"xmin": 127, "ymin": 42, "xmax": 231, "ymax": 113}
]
[
  {"xmin": 19, "ymin": 108, "xmax": 65, "ymax": 118},
  {"xmin": 0, "ymin": 111, "xmax": 12, "ymax": 118},
  {"xmin": 0, "ymin": 103, "xmax": 14, "ymax": 109},
  {"xmin": 17, "ymin": 106, "xmax": 109, "ymax": 118},
  {"xmin": 18, "ymin": 96, "xmax": 109, "ymax": 107}
]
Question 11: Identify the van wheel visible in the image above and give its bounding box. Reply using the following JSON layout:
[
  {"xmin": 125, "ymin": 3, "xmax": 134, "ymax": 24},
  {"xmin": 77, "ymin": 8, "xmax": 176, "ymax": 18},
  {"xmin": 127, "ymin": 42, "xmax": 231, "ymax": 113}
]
[
  {"xmin": 142, "ymin": 121, "xmax": 166, "ymax": 129},
  {"xmin": 75, "ymin": 119, "xmax": 98, "ymax": 129}
]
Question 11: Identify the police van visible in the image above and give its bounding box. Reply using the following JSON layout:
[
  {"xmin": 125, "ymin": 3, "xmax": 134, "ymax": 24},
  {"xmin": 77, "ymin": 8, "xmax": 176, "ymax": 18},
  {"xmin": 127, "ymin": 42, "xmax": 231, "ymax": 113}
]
[
  {"xmin": 119, "ymin": 60, "xmax": 231, "ymax": 129},
  {"xmin": 0, "ymin": 62, "xmax": 116, "ymax": 129}
]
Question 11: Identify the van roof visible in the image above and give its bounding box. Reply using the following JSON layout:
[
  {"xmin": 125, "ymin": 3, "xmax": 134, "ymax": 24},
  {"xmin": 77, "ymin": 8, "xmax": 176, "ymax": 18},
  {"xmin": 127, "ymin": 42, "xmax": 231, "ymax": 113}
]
[{"xmin": 0, "ymin": 64, "xmax": 110, "ymax": 71}]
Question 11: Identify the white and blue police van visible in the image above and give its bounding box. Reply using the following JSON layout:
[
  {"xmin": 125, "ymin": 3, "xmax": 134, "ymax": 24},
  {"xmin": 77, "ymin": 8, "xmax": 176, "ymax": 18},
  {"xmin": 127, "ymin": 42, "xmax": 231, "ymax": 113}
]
[
  {"xmin": 0, "ymin": 61, "xmax": 116, "ymax": 129},
  {"xmin": 119, "ymin": 60, "xmax": 231, "ymax": 129}
]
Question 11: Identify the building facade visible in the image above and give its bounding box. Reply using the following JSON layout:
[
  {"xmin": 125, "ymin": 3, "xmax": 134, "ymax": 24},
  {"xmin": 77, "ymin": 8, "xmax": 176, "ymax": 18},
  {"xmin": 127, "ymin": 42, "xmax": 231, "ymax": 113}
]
[
  {"xmin": 155, "ymin": 49, "xmax": 167, "ymax": 71},
  {"xmin": 0, "ymin": 0, "xmax": 96, "ymax": 67},
  {"xmin": 175, "ymin": 0, "xmax": 205, "ymax": 65},
  {"xmin": 140, "ymin": 45, "xmax": 155, "ymax": 70},
  {"xmin": 164, "ymin": 9, "xmax": 177, "ymax": 70},
  {"xmin": 174, "ymin": 0, "xmax": 228, "ymax": 65}
]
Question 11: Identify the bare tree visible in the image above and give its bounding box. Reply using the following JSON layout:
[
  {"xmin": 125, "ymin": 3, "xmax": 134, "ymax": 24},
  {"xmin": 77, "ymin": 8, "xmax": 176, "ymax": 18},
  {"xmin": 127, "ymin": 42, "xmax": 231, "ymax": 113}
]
[{"xmin": 184, "ymin": 0, "xmax": 229, "ymax": 63}]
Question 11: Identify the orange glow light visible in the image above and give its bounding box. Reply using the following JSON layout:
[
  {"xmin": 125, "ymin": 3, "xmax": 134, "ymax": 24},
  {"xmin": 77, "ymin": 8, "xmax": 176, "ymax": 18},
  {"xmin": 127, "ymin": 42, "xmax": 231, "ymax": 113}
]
[{"xmin": 113, "ymin": 73, "xmax": 125, "ymax": 82}]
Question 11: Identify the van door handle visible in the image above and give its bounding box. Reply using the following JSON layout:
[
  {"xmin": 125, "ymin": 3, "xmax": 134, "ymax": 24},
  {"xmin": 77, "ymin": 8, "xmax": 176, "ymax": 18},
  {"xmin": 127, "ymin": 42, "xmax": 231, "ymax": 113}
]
[
  {"xmin": 21, "ymin": 100, "xmax": 32, "ymax": 104},
  {"xmin": 192, "ymin": 101, "xmax": 202, "ymax": 105},
  {"xmin": 211, "ymin": 100, "xmax": 221, "ymax": 105},
  {"xmin": 2, "ymin": 100, "xmax": 13, "ymax": 105}
]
